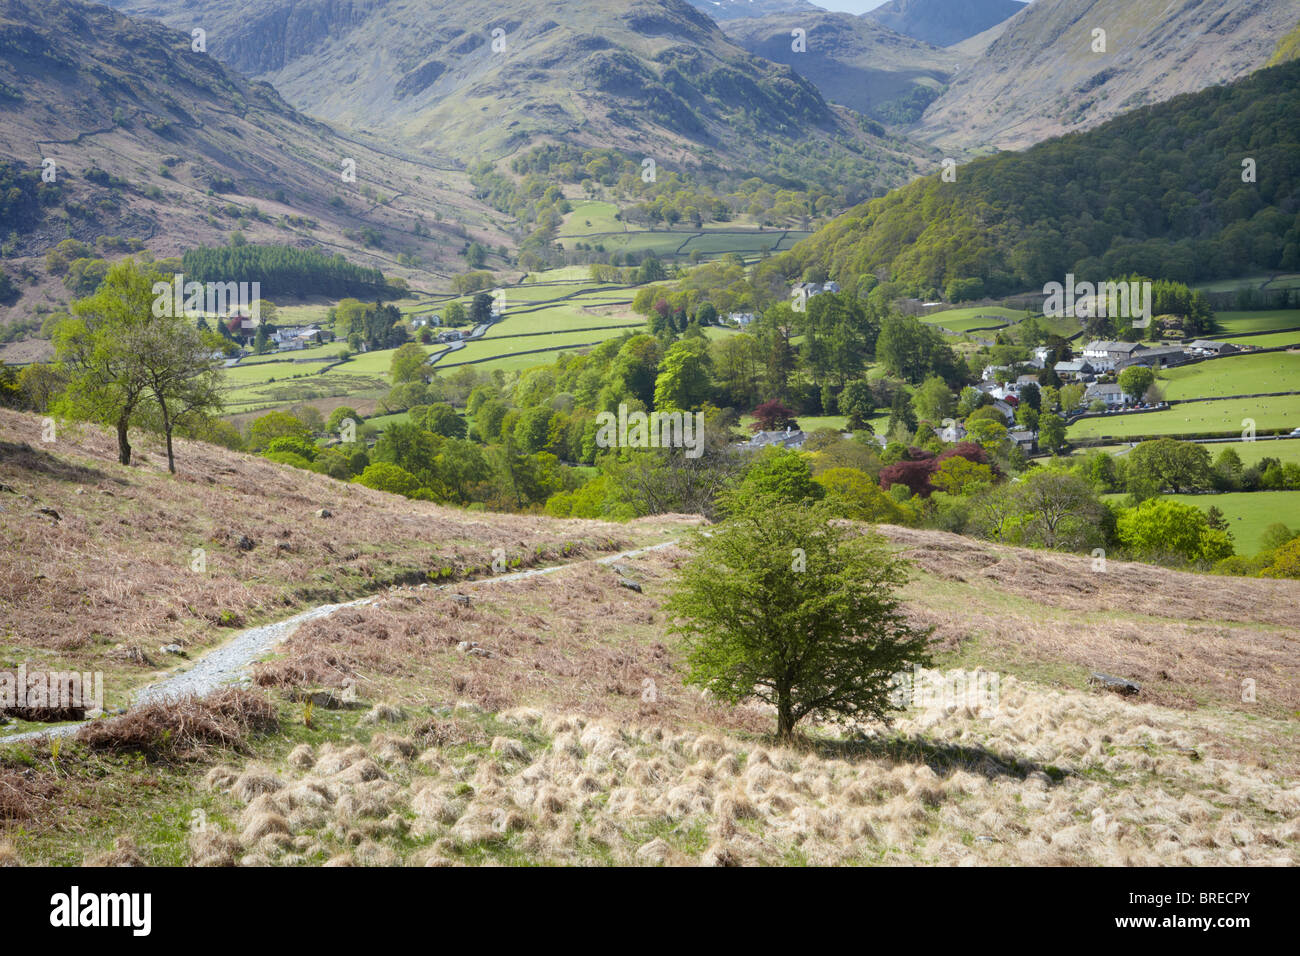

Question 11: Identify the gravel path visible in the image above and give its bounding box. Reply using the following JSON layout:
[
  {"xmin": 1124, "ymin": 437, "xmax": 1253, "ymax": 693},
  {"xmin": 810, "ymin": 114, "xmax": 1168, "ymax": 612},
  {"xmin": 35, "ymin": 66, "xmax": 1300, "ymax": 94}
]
[{"xmin": 2, "ymin": 541, "xmax": 678, "ymax": 745}]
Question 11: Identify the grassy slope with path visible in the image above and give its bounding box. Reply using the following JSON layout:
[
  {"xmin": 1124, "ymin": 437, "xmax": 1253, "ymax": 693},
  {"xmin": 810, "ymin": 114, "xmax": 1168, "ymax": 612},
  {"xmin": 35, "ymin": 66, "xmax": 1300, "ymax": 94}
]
[{"xmin": 0, "ymin": 407, "xmax": 681, "ymax": 725}]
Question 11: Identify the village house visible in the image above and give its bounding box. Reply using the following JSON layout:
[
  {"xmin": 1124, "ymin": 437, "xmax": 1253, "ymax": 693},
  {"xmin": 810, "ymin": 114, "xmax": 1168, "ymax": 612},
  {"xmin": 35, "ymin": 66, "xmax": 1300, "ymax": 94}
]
[
  {"xmin": 1085, "ymin": 382, "xmax": 1132, "ymax": 408},
  {"xmin": 271, "ymin": 325, "xmax": 323, "ymax": 350},
  {"xmin": 727, "ymin": 312, "xmax": 757, "ymax": 327},
  {"xmin": 1054, "ymin": 359, "xmax": 1095, "ymax": 380},
  {"xmin": 1116, "ymin": 345, "xmax": 1191, "ymax": 370},
  {"xmin": 1187, "ymin": 339, "xmax": 1239, "ymax": 356},
  {"xmin": 741, "ymin": 427, "xmax": 806, "ymax": 451},
  {"xmin": 1009, "ymin": 429, "xmax": 1038, "ymax": 452},
  {"xmin": 1081, "ymin": 340, "xmax": 1146, "ymax": 370},
  {"xmin": 940, "ymin": 420, "xmax": 967, "ymax": 443},
  {"xmin": 790, "ymin": 281, "xmax": 839, "ymax": 304}
]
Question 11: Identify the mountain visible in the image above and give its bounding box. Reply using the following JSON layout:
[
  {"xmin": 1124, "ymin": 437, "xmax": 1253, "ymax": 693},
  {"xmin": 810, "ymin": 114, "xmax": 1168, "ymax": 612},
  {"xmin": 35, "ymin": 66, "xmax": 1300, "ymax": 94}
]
[
  {"xmin": 779, "ymin": 58, "xmax": 1300, "ymax": 300},
  {"xmin": 914, "ymin": 0, "xmax": 1299, "ymax": 152},
  {"xmin": 865, "ymin": 0, "xmax": 1025, "ymax": 48},
  {"xmin": 101, "ymin": 0, "xmax": 914, "ymax": 181},
  {"xmin": 722, "ymin": 10, "xmax": 965, "ymax": 122},
  {"xmin": 0, "ymin": 0, "xmax": 510, "ymax": 337},
  {"xmin": 683, "ymin": 0, "xmax": 822, "ymax": 20}
]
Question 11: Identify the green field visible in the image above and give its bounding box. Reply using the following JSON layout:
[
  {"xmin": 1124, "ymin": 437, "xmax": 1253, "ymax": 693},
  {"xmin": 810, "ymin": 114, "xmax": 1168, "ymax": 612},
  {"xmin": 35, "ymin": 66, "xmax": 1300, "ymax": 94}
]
[
  {"xmin": 215, "ymin": 276, "xmax": 649, "ymax": 413},
  {"xmin": 1217, "ymin": 331, "xmax": 1300, "ymax": 348},
  {"xmin": 1077, "ymin": 438, "xmax": 1300, "ymax": 467},
  {"xmin": 556, "ymin": 200, "xmax": 625, "ymax": 237},
  {"xmin": 921, "ymin": 306, "xmax": 1024, "ymax": 332},
  {"xmin": 1158, "ymin": 351, "xmax": 1300, "ymax": 399},
  {"xmin": 1069, "ymin": 395, "xmax": 1300, "ymax": 440},
  {"xmin": 1193, "ymin": 275, "xmax": 1300, "ymax": 293},
  {"xmin": 1212, "ymin": 309, "xmax": 1300, "ymax": 334},
  {"xmin": 1105, "ymin": 490, "xmax": 1300, "ymax": 554},
  {"xmin": 438, "ymin": 329, "xmax": 620, "ymax": 371},
  {"xmin": 556, "ymin": 200, "xmax": 808, "ymax": 260}
]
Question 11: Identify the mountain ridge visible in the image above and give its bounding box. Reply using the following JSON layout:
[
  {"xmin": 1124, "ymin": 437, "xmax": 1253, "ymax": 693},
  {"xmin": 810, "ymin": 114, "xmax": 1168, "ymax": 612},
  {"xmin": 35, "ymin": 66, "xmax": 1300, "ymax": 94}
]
[{"xmin": 864, "ymin": 0, "xmax": 1026, "ymax": 48}]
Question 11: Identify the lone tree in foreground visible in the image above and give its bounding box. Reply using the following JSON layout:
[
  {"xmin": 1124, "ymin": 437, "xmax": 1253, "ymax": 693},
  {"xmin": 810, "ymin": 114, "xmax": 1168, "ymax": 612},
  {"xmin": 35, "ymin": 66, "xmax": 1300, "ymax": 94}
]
[{"xmin": 666, "ymin": 493, "xmax": 931, "ymax": 740}]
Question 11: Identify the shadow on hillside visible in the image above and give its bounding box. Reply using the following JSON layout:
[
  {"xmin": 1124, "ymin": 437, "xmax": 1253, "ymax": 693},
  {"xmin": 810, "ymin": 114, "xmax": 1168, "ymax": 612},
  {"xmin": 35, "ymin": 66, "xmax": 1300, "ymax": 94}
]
[
  {"xmin": 808, "ymin": 733, "xmax": 1061, "ymax": 783},
  {"xmin": 0, "ymin": 441, "xmax": 114, "ymax": 485}
]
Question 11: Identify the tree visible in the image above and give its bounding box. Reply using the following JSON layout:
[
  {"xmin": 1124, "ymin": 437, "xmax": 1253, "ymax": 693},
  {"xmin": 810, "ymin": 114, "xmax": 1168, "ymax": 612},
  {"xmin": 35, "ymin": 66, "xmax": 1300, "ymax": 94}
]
[
  {"xmin": 53, "ymin": 259, "xmax": 157, "ymax": 465},
  {"xmin": 1037, "ymin": 413, "xmax": 1067, "ymax": 455},
  {"xmin": 132, "ymin": 307, "xmax": 225, "ymax": 473},
  {"xmin": 931, "ymin": 456, "xmax": 994, "ymax": 495},
  {"xmin": 887, "ymin": 390, "xmax": 917, "ymax": 436},
  {"xmin": 911, "ymin": 375, "xmax": 954, "ymax": 423},
  {"xmin": 421, "ymin": 402, "xmax": 468, "ymax": 439},
  {"xmin": 652, "ymin": 338, "xmax": 712, "ymax": 410},
  {"xmin": 469, "ymin": 292, "xmax": 494, "ymax": 326},
  {"xmin": 1058, "ymin": 383, "xmax": 1085, "ymax": 413},
  {"xmin": 750, "ymin": 398, "xmax": 799, "ymax": 432},
  {"xmin": 666, "ymin": 493, "xmax": 931, "ymax": 739},
  {"xmin": 1117, "ymin": 498, "xmax": 1234, "ymax": 564},
  {"xmin": 390, "ymin": 342, "xmax": 429, "ymax": 384},
  {"xmin": 839, "ymin": 380, "xmax": 875, "ymax": 430},
  {"xmin": 1016, "ymin": 469, "xmax": 1103, "ymax": 549},
  {"xmin": 353, "ymin": 461, "xmax": 422, "ymax": 497},
  {"xmin": 443, "ymin": 301, "xmax": 467, "ymax": 327},
  {"xmin": 814, "ymin": 467, "xmax": 908, "ymax": 523},
  {"xmin": 735, "ymin": 448, "xmax": 824, "ymax": 505},
  {"xmin": 247, "ymin": 410, "xmax": 313, "ymax": 451},
  {"xmin": 1117, "ymin": 365, "xmax": 1155, "ymax": 402},
  {"xmin": 326, "ymin": 406, "xmax": 360, "ymax": 435},
  {"xmin": 876, "ymin": 314, "xmax": 959, "ymax": 385},
  {"xmin": 1126, "ymin": 438, "xmax": 1213, "ymax": 494}
]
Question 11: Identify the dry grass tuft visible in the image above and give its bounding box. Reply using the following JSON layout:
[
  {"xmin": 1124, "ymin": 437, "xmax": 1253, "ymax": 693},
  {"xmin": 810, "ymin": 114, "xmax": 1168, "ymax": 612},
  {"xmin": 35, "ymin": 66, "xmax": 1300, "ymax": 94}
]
[
  {"xmin": 87, "ymin": 836, "xmax": 147, "ymax": 867},
  {"xmin": 75, "ymin": 689, "xmax": 278, "ymax": 759}
]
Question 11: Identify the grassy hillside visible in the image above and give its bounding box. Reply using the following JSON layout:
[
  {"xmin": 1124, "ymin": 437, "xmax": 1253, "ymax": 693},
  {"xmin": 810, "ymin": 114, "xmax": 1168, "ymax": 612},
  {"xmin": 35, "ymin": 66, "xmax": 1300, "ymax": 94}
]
[
  {"xmin": 781, "ymin": 58, "xmax": 1300, "ymax": 299},
  {"xmin": 1069, "ymin": 395, "xmax": 1300, "ymax": 440},
  {"xmin": 0, "ymin": 0, "xmax": 506, "ymax": 347},
  {"xmin": 0, "ymin": 408, "xmax": 681, "ymax": 718},
  {"xmin": 1157, "ymin": 352, "xmax": 1300, "ymax": 400},
  {"xmin": 915, "ymin": 0, "xmax": 1295, "ymax": 151},
  {"xmin": 104, "ymin": 0, "xmax": 919, "ymax": 185},
  {"xmin": 1, "ymin": 408, "xmax": 1297, "ymax": 865}
]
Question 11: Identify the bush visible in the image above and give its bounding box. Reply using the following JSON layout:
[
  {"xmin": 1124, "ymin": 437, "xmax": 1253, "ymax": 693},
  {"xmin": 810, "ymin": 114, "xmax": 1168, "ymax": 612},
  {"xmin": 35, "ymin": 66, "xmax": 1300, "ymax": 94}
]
[
  {"xmin": 264, "ymin": 435, "xmax": 318, "ymax": 461},
  {"xmin": 75, "ymin": 689, "xmax": 277, "ymax": 759},
  {"xmin": 353, "ymin": 461, "xmax": 422, "ymax": 497}
]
